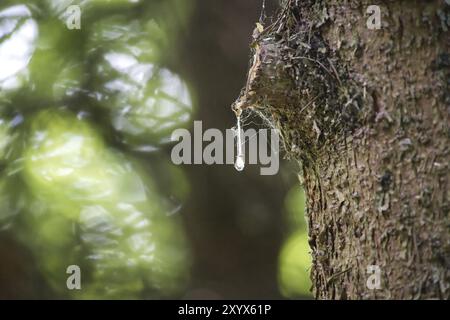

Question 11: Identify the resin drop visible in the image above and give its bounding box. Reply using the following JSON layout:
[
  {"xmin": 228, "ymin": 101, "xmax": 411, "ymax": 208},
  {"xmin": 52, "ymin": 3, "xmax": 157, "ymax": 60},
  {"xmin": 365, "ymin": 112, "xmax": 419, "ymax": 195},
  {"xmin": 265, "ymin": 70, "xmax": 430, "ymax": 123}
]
[
  {"xmin": 234, "ymin": 155, "xmax": 245, "ymax": 171},
  {"xmin": 234, "ymin": 114, "xmax": 245, "ymax": 172}
]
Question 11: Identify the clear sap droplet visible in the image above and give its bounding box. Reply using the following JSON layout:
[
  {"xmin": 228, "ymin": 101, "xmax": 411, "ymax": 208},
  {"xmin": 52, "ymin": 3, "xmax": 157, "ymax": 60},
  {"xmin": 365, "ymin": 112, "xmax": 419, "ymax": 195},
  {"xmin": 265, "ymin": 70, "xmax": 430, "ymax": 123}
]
[
  {"xmin": 233, "ymin": 113, "xmax": 245, "ymax": 172},
  {"xmin": 234, "ymin": 155, "xmax": 245, "ymax": 171}
]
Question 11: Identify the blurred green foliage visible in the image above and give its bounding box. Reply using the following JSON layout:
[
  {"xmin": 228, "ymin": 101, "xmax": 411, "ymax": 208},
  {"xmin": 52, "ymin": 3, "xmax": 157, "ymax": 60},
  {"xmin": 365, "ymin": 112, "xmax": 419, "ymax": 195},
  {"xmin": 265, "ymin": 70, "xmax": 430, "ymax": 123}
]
[
  {"xmin": 0, "ymin": 0, "xmax": 313, "ymax": 300},
  {"xmin": 0, "ymin": 119, "xmax": 11, "ymax": 159},
  {"xmin": 28, "ymin": 18, "xmax": 85, "ymax": 101},
  {"xmin": 0, "ymin": 0, "xmax": 194, "ymax": 298},
  {"xmin": 278, "ymin": 186, "xmax": 312, "ymax": 298}
]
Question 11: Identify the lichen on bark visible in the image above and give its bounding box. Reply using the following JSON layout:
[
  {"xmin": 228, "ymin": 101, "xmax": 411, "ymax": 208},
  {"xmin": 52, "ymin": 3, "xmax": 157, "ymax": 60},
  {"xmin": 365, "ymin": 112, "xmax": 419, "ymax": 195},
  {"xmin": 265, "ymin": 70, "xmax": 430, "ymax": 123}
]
[{"xmin": 235, "ymin": 0, "xmax": 449, "ymax": 299}]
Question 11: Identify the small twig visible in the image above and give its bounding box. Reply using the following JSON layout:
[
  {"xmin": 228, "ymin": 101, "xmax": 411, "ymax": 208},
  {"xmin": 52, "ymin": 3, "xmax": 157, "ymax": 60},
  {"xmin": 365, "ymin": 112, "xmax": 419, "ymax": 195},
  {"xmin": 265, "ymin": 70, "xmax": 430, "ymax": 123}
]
[
  {"xmin": 327, "ymin": 58, "xmax": 343, "ymax": 87},
  {"xmin": 299, "ymin": 93, "xmax": 322, "ymax": 115},
  {"xmin": 326, "ymin": 267, "xmax": 352, "ymax": 285},
  {"xmin": 259, "ymin": 0, "xmax": 266, "ymax": 23},
  {"xmin": 292, "ymin": 56, "xmax": 334, "ymax": 79}
]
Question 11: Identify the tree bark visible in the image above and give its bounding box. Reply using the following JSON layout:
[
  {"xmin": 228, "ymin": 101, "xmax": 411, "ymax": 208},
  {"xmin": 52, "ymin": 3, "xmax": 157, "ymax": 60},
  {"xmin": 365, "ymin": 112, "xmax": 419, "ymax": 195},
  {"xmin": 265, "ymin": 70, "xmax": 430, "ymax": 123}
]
[{"xmin": 235, "ymin": 0, "xmax": 449, "ymax": 299}]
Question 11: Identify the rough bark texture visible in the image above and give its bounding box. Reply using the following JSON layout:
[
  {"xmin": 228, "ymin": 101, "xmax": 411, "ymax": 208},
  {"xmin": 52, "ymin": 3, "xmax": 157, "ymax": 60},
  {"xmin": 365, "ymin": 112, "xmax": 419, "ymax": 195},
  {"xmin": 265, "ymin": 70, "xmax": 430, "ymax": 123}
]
[{"xmin": 235, "ymin": 0, "xmax": 449, "ymax": 299}]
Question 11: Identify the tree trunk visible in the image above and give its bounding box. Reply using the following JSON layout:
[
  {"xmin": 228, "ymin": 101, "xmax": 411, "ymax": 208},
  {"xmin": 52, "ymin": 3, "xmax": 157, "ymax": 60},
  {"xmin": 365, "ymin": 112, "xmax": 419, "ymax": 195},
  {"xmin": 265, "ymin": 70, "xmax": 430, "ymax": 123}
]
[{"xmin": 235, "ymin": 0, "xmax": 449, "ymax": 299}]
